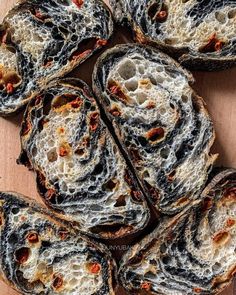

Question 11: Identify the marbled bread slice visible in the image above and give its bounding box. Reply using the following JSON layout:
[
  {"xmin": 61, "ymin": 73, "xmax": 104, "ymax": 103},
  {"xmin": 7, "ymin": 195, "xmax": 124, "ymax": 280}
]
[
  {"xmin": 0, "ymin": 0, "xmax": 113, "ymax": 115},
  {"xmin": 119, "ymin": 169, "xmax": 236, "ymax": 295},
  {"xmin": 93, "ymin": 44, "xmax": 216, "ymax": 216},
  {"xmin": 18, "ymin": 78, "xmax": 150, "ymax": 239},
  {"xmin": 0, "ymin": 191, "xmax": 116, "ymax": 295},
  {"xmin": 109, "ymin": 0, "xmax": 236, "ymax": 70}
]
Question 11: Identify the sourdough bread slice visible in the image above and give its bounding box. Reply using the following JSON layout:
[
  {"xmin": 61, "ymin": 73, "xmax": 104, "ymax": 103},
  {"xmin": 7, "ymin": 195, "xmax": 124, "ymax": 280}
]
[
  {"xmin": 0, "ymin": 191, "xmax": 116, "ymax": 295},
  {"xmin": 93, "ymin": 44, "xmax": 216, "ymax": 216},
  {"xmin": 18, "ymin": 78, "xmax": 150, "ymax": 239},
  {"xmin": 109, "ymin": 0, "xmax": 236, "ymax": 70},
  {"xmin": 119, "ymin": 169, "xmax": 236, "ymax": 295},
  {"xmin": 0, "ymin": 0, "xmax": 113, "ymax": 115}
]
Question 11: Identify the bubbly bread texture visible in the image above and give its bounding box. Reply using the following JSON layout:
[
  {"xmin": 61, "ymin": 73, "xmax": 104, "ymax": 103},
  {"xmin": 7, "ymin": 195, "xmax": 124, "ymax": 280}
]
[
  {"xmin": 0, "ymin": 0, "xmax": 113, "ymax": 115},
  {"xmin": 119, "ymin": 169, "xmax": 236, "ymax": 295},
  {"xmin": 93, "ymin": 44, "xmax": 216, "ymax": 216},
  {"xmin": 19, "ymin": 78, "xmax": 149, "ymax": 239},
  {"xmin": 110, "ymin": 0, "xmax": 236, "ymax": 70},
  {"xmin": 0, "ymin": 192, "xmax": 116, "ymax": 295}
]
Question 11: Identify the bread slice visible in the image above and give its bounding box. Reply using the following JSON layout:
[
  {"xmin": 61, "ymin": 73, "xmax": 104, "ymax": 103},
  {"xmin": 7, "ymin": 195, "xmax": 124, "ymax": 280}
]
[
  {"xmin": 109, "ymin": 0, "xmax": 236, "ymax": 70},
  {"xmin": 119, "ymin": 169, "xmax": 236, "ymax": 295},
  {"xmin": 0, "ymin": 0, "xmax": 113, "ymax": 115},
  {"xmin": 93, "ymin": 44, "xmax": 216, "ymax": 216},
  {"xmin": 0, "ymin": 191, "xmax": 116, "ymax": 295},
  {"xmin": 18, "ymin": 78, "xmax": 150, "ymax": 239}
]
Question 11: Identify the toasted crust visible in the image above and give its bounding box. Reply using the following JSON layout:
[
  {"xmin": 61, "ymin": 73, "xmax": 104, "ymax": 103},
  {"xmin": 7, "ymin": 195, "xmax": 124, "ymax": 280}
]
[
  {"xmin": 0, "ymin": 0, "xmax": 113, "ymax": 115},
  {"xmin": 119, "ymin": 169, "xmax": 236, "ymax": 295},
  {"xmin": 18, "ymin": 78, "xmax": 150, "ymax": 239},
  {"xmin": 93, "ymin": 44, "xmax": 216, "ymax": 216},
  {"xmin": 0, "ymin": 191, "xmax": 116, "ymax": 294},
  {"xmin": 109, "ymin": 0, "xmax": 236, "ymax": 70}
]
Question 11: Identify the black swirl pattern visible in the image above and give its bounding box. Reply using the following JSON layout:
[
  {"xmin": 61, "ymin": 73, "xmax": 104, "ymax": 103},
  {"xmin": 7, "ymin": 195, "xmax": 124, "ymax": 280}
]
[
  {"xmin": 119, "ymin": 169, "xmax": 236, "ymax": 294},
  {"xmin": 0, "ymin": 0, "xmax": 113, "ymax": 115},
  {"xmin": 110, "ymin": 0, "xmax": 236, "ymax": 69},
  {"xmin": 0, "ymin": 192, "xmax": 116, "ymax": 294},
  {"xmin": 93, "ymin": 44, "xmax": 216, "ymax": 215},
  {"xmin": 19, "ymin": 78, "xmax": 149, "ymax": 239}
]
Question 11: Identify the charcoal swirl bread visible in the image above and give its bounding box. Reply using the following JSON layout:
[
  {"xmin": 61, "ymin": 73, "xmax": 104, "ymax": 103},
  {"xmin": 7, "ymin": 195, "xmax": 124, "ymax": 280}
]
[
  {"xmin": 0, "ymin": 191, "xmax": 116, "ymax": 295},
  {"xmin": 93, "ymin": 44, "xmax": 216, "ymax": 216},
  {"xmin": 18, "ymin": 78, "xmax": 150, "ymax": 239},
  {"xmin": 109, "ymin": 0, "xmax": 236, "ymax": 70},
  {"xmin": 119, "ymin": 169, "xmax": 236, "ymax": 295},
  {"xmin": 0, "ymin": 0, "xmax": 113, "ymax": 115}
]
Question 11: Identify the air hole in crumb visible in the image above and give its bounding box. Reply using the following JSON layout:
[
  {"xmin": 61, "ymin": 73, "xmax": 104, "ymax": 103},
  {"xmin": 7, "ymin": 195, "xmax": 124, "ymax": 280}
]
[
  {"xmin": 125, "ymin": 80, "xmax": 138, "ymax": 92},
  {"xmin": 15, "ymin": 247, "xmax": 30, "ymax": 264},
  {"xmin": 137, "ymin": 92, "xmax": 148, "ymax": 104},
  {"xmin": 155, "ymin": 76, "xmax": 164, "ymax": 84},
  {"xmin": 118, "ymin": 60, "xmax": 136, "ymax": 80},
  {"xmin": 212, "ymin": 262, "xmax": 221, "ymax": 273},
  {"xmin": 228, "ymin": 9, "xmax": 236, "ymax": 19},
  {"xmin": 160, "ymin": 107, "xmax": 166, "ymax": 115},
  {"xmin": 143, "ymin": 170, "xmax": 150, "ymax": 179},
  {"xmin": 215, "ymin": 11, "xmax": 226, "ymax": 23},
  {"xmin": 181, "ymin": 95, "xmax": 189, "ymax": 103},
  {"xmin": 52, "ymin": 94, "xmax": 78, "ymax": 108},
  {"xmin": 93, "ymin": 163, "xmax": 103, "ymax": 175},
  {"xmin": 103, "ymin": 179, "xmax": 117, "ymax": 191},
  {"xmin": 75, "ymin": 148, "xmax": 85, "ymax": 156},
  {"xmin": 148, "ymin": 3, "xmax": 160, "ymax": 19},
  {"xmin": 114, "ymin": 195, "xmax": 126, "ymax": 207},
  {"xmin": 149, "ymin": 75, "xmax": 157, "ymax": 85},
  {"xmin": 138, "ymin": 66, "xmax": 145, "ymax": 74},
  {"xmin": 32, "ymin": 146, "xmax": 37, "ymax": 156},
  {"xmin": 3, "ymin": 71, "xmax": 21, "ymax": 85},
  {"xmin": 47, "ymin": 148, "xmax": 58, "ymax": 162},
  {"xmin": 160, "ymin": 147, "xmax": 170, "ymax": 159},
  {"xmin": 11, "ymin": 207, "xmax": 20, "ymax": 215}
]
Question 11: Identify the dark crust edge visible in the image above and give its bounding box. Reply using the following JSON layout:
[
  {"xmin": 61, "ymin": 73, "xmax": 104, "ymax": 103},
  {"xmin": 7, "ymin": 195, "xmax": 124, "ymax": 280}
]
[
  {"xmin": 109, "ymin": 0, "xmax": 236, "ymax": 71},
  {"xmin": 92, "ymin": 43, "xmax": 216, "ymax": 215},
  {"xmin": 0, "ymin": 190, "xmax": 118, "ymax": 295},
  {"xmin": 118, "ymin": 169, "xmax": 236, "ymax": 295},
  {"xmin": 18, "ymin": 77, "xmax": 150, "ymax": 240},
  {"xmin": 0, "ymin": 0, "xmax": 114, "ymax": 116}
]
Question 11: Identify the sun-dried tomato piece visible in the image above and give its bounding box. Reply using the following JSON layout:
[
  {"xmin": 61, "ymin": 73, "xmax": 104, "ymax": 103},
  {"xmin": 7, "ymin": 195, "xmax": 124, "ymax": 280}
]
[
  {"xmin": 27, "ymin": 232, "xmax": 39, "ymax": 243},
  {"xmin": 72, "ymin": 0, "xmax": 84, "ymax": 9}
]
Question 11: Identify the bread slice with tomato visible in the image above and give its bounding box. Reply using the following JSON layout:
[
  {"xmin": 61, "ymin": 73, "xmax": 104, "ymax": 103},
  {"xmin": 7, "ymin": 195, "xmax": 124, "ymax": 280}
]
[
  {"xmin": 0, "ymin": 191, "xmax": 116, "ymax": 294},
  {"xmin": 18, "ymin": 78, "xmax": 150, "ymax": 239},
  {"xmin": 109, "ymin": 0, "xmax": 236, "ymax": 70},
  {"xmin": 0, "ymin": 0, "xmax": 113, "ymax": 115},
  {"xmin": 119, "ymin": 169, "xmax": 236, "ymax": 295},
  {"xmin": 93, "ymin": 44, "xmax": 216, "ymax": 216}
]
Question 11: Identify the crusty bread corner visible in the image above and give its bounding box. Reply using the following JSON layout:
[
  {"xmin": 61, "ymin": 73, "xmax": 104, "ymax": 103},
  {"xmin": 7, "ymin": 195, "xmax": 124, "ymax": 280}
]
[
  {"xmin": 0, "ymin": 191, "xmax": 116, "ymax": 294},
  {"xmin": 92, "ymin": 43, "xmax": 216, "ymax": 216},
  {"xmin": 118, "ymin": 168, "xmax": 236, "ymax": 295},
  {"xmin": 110, "ymin": 0, "xmax": 236, "ymax": 70},
  {"xmin": 0, "ymin": 0, "xmax": 113, "ymax": 115},
  {"xmin": 18, "ymin": 78, "xmax": 150, "ymax": 240}
]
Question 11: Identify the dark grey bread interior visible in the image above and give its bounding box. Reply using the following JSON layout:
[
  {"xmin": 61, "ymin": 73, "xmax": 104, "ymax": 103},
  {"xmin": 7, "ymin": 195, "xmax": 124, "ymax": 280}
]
[
  {"xmin": 93, "ymin": 44, "xmax": 216, "ymax": 216},
  {"xmin": 119, "ymin": 169, "xmax": 236, "ymax": 295},
  {"xmin": 0, "ymin": 192, "xmax": 116, "ymax": 295},
  {"xmin": 109, "ymin": 0, "xmax": 236, "ymax": 70},
  {"xmin": 18, "ymin": 78, "xmax": 150, "ymax": 239},
  {"xmin": 0, "ymin": 0, "xmax": 113, "ymax": 115}
]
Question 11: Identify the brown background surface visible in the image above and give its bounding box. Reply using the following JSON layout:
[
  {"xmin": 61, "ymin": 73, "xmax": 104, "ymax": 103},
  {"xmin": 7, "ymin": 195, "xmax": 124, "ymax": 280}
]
[{"xmin": 0, "ymin": 0, "xmax": 235, "ymax": 294}]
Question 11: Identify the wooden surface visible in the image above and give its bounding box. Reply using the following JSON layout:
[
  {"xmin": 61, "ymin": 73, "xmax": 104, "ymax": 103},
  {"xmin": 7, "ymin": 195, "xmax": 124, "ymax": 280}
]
[{"xmin": 0, "ymin": 0, "xmax": 235, "ymax": 294}]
